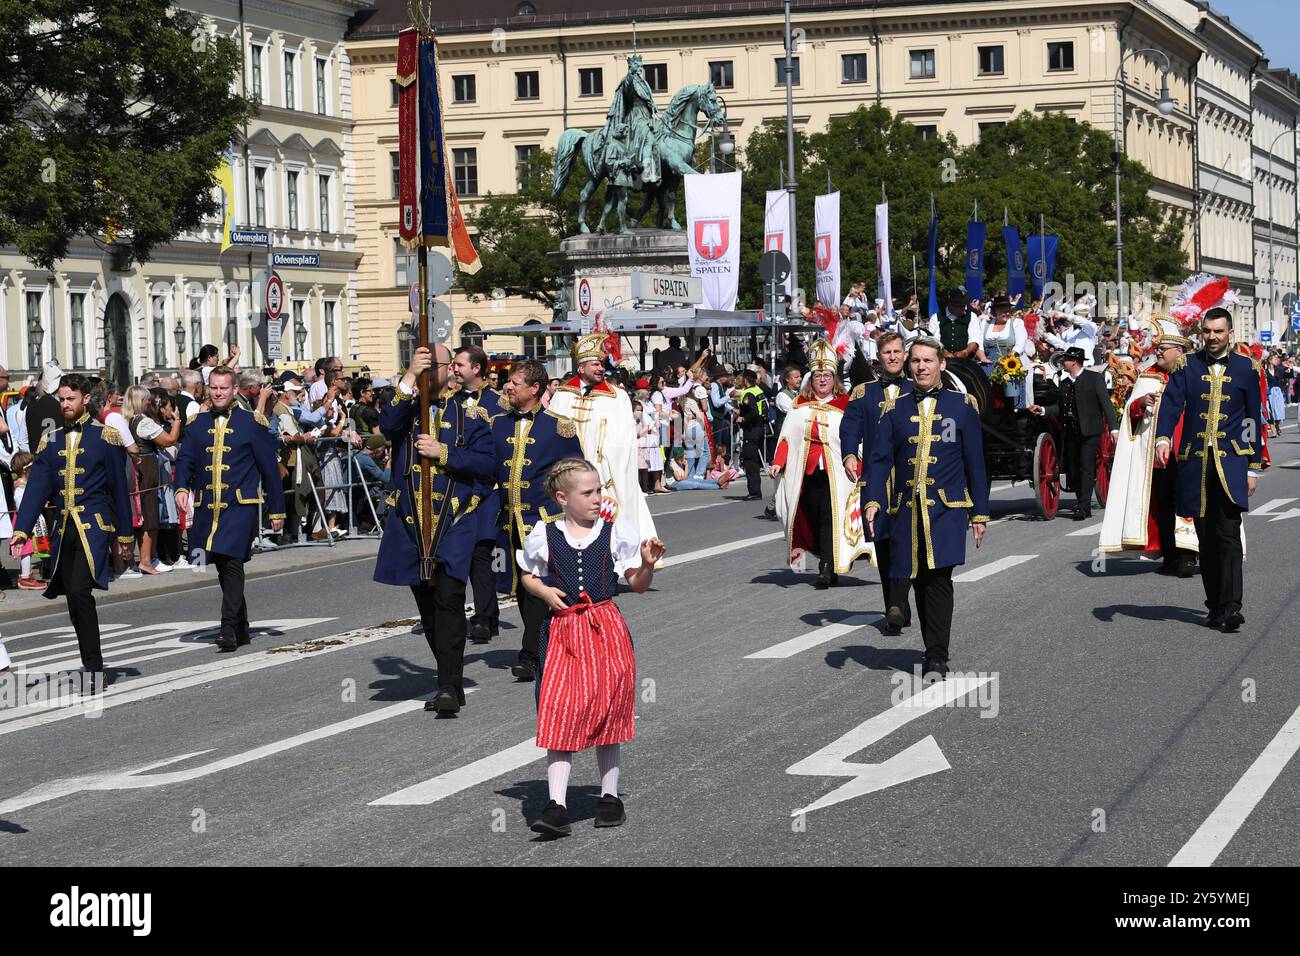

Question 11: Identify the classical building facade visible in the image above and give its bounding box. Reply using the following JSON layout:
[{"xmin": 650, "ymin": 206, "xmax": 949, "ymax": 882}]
[
  {"xmin": 0, "ymin": 0, "xmax": 369, "ymax": 388},
  {"xmin": 1251, "ymin": 68, "xmax": 1299, "ymax": 343}
]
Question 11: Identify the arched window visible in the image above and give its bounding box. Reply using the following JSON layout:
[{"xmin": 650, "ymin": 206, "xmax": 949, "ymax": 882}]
[
  {"xmin": 516, "ymin": 1, "xmax": 537, "ymax": 15},
  {"xmin": 459, "ymin": 322, "xmax": 484, "ymax": 348},
  {"xmin": 522, "ymin": 319, "xmax": 546, "ymax": 360}
]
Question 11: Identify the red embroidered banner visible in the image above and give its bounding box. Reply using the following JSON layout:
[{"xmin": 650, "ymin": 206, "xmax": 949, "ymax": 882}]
[{"xmin": 396, "ymin": 28, "xmax": 419, "ymax": 244}]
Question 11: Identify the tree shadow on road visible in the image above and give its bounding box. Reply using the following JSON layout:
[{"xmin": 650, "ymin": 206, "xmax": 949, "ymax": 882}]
[
  {"xmin": 1092, "ymin": 604, "xmax": 1207, "ymax": 625},
  {"xmin": 751, "ymin": 569, "xmax": 871, "ymax": 589},
  {"xmin": 496, "ymin": 780, "xmax": 604, "ymax": 839}
]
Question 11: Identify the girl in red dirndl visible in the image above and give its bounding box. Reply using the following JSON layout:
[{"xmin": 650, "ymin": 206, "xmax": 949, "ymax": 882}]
[{"xmin": 517, "ymin": 458, "xmax": 665, "ymax": 837}]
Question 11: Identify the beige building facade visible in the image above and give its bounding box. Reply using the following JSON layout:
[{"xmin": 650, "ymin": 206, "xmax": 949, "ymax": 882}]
[{"xmin": 0, "ymin": 0, "xmax": 369, "ymax": 388}]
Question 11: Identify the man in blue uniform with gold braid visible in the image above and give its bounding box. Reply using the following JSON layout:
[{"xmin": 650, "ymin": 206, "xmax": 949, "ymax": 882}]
[
  {"xmin": 374, "ymin": 343, "xmax": 495, "ymax": 714},
  {"xmin": 842, "ymin": 330, "xmax": 915, "ymax": 636},
  {"xmin": 175, "ymin": 366, "xmax": 286, "ymax": 653},
  {"xmin": 1155, "ymin": 306, "xmax": 1264, "ymax": 633},
  {"xmin": 490, "ymin": 358, "xmax": 582, "ymax": 682},
  {"xmin": 448, "ymin": 344, "xmax": 506, "ymax": 644},
  {"xmin": 9, "ymin": 374, "xmax": 134, "ymax": 692},
  {"xmin": 864, "ymin": 337, "xmax": 989, "ymax": 682}
]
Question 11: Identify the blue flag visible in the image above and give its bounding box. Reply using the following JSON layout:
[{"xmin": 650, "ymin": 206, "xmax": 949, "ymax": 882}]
[
  {"xmin": 1003, "ymin": 226, "xmax": 1026, "ymax": 302},
  {"xmin": 965, "ymin": 222, "xmax": 986, "ymax": 301},
  {"xmin": 418, "ymin": 38, "xmax": 449, "ymax": 244},
  {"xmin": 1027, "ymin": 234, "xmax": 1059, "ymax": 300},
  {"xmin": 926, "ymin": 205, "xmax": 939, "ymax": 321}
]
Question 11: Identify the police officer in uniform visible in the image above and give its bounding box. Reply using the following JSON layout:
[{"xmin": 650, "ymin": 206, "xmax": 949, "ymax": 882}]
[
  {"xmin": 735, "ymin": 369, "xmax": 768, "ymax": 500},
  {"xmin": 9, "ymin": 374, "xmax": 134, "ymax": 692},
  {"xmin": 448, "ymin": 345, "xmax": 505, "ymax": 643},
  {"xmin": 864, "ymin": 338, "xmax": 989, "ymax": 680},
  {"xmin": 175, "ymin": 366, "xmax": 286, "ymax": 653},
  {"xmin": 491, "ymin": 359, "xmax": 582, "ymax": 681},
  {"xmin": 373, "ymin": 344, "xmax": 496, "ymax": 713},
  {"xmin": 842, "ymin": 330, "xmax": 914, "ymax": 635}
]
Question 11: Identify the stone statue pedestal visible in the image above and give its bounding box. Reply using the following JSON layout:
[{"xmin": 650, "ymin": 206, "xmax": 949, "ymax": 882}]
[{"xmin": 551, "ymin": 229, "xmax": 690, "ymax": 316}]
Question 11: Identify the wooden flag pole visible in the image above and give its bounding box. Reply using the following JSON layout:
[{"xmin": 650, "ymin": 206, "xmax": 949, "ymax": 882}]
[{"xmin": 417, "ymin": 242, "xmax": 434, "ymax": 582}]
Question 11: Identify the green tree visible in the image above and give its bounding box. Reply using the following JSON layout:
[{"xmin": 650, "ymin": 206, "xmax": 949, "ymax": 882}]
[{"xmin": 0, "ymin": 0, "xmax": 254, "ymax": 270}]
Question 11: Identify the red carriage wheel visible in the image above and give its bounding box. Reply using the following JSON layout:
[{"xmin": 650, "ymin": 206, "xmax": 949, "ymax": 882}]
[
  {"xmin": 1033, "ymin": 432, "xmax": 1060, "ymax": 519},
  {"xmin": 1095, "ymin": 428, "xmax": 1116, "ymax": 507}
]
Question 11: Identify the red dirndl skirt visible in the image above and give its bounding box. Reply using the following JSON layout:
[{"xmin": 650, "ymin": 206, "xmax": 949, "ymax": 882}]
[{"xmin": 536, "ymin": 594, "xmax": 637, "ymax": 751}]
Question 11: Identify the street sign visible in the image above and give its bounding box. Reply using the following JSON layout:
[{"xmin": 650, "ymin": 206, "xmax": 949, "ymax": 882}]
[
  {"xmin": 1261, "ymin": 330, "xmax": 1273, "ymax": 343},
  {"xmin": 229, "ymin": 228, "xmax": 269, "ymax": 246},
  {"xmin": 758, "ymin": 249, "xmax": 792, "ymax": 285},
  {"xmin": 272, "ymin": 252, "xmax": 319, "ymax": 268},
  {"xmin": 577, "ymin": 278, "xmax": 592, "ymax": 317},
  {"xmin": 629, "ymin": 272, "xmax": 702, "ymax": 306},
  {"xmin": 266, "ymin": 317, "xmax": 283, "ymax": 361},
  {"xmin": 1292, "ymin": 316, "xmax": 1300, "ymax": 332},
  {"xmin": 426, "ymin": 253, "xmax": 454, "ymax": 297},
  {"xmin": 264, "ymin": 272, "xmax": 284, "ymax": 321},
  {"xmin": 429, "ymin": 301, "xmax": 454, "ymax": 344}
]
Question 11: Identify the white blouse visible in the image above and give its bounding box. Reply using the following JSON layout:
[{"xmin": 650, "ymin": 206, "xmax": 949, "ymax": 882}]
[{"xmin": 516, "ymin": 517, "xmax": 643, "ymax": 579}]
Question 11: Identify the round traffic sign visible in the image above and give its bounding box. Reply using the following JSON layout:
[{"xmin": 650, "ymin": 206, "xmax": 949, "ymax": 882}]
[
  {"xmin": 578, "ymin": 278, "xmax": 592, "ymax": 317},
  {"xmin": 426, "ymin": 253, "xmax": 454, "ymax": 298},
  {"xmin": 264, "ymin": 273, "xmax": 284, "ymax": 321},
  {"xmin": 759, "ymin": 249, "xmax": 791, "ymax": 285}
]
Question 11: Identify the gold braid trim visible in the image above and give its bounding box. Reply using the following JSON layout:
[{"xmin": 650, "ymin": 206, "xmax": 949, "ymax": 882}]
[
  {"xmin": 254, "ymin": 411, "xmax": 270, "ymax": 428},
  {"xmin": 544, "ymin": 408, "xmax": 578, "ymax": 438},
  {"xmin": 849, "ymin": 383, "xmax": 867, "ymax": 401}
]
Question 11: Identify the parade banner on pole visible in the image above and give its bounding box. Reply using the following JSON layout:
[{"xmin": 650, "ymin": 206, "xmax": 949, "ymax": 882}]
[
  {"xmin": 764, "ymin": 189, "xmax": 792, "ymax": 294},
  {"xmin": 814, "ymin": 191, "xmax": 840, "ymax": 309},
  {"xmin": 396, "ymin": 29, "xmax": 420, "ymax": 244},
  {"xmin": 215, "ymin": 147, "xmax": 237, "ymax": 253},
  {"xmin": 965, "ymin": 221, "xmax": 986, "ymax": 302},
  {"xmin": 417, "ymin": 36, "xmax": 449, "ymax": 246},
  {"xmin": 1003, "ymin": 225, "xmax": 1026, "ymax": 302},
  {"xmin": 926, "ymin": 196, "xmax": 939, "ymax": 321},
  {"xmin": 875, "ymin": 201, "xmax": 893, "ymax": 316},
  {"xmin": 685, "ymin": 171, "xmax": 741, "ymax": 312},
  {"xmin": 1027, "ymin": 233, "xmax": 1059, "ymax": 300},
  {"xmin": 447, "ymin": 170, "xmax": 480, "ymax": 274}
]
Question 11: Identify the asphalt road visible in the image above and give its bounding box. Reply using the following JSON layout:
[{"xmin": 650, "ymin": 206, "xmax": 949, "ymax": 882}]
[{"xmin": 3, "ymin": 431, "xmax": 1300, "ymax": 866}]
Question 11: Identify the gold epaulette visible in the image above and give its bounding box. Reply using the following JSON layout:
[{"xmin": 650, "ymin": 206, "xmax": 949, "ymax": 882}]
[
  {"xmin": 254, "ymin": 411, "xmax": 270, "ymax": 428},
  {"xmin": 101, "ymin": 426, "xmax": 125, "ymax": 447},
  {"xmin": 849, "ymin": 383, "xmax": 867, "ymax": 401},
  {"xmin": 964, "ymin": 393, "xmax": 979, "ymax": 410},
  {"xmin": 1251, "ymin": 358, "xmax": 1262, "ymax": 373},
  {"xmin": 35, "ymin": 433, "xmax": 50, "ymax": 454},
  {"xmin": 1174, "ymin": 354, "xmax": 1187, "ymax": 371},
  {"xmin": 465, "ymin": 404, "xmax": 489, "ymax": 422},
  {"xmin": 544, "ymin": 408, "xmax": 578, "ymax": 438}
]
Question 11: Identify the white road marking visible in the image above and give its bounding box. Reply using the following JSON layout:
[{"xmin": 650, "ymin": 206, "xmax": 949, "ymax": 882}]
[
  {"xmin": 1169, "ymin": 699, "xmax": 1300, "ymax": 867},
  {"xmin": 10, "ymin": 623, "xmax": 218, "ymax": 666},
  {"xmin": 0, "ymin": 698, "xmax": 445, "ymax": 815},
  {"xmin": 659, "ymin": 531, "xmax": 784, "ymax": 568},
  {"xmin": 1067, "ymin": 523, "xmax": 1103, "ymax": 536},
  {"xmin": 653, "ymin": 499, "xmax": 741, "ymax": 517},
  {"xmin": 952, "ymin": 555, "xmax": 1036, "ymax": 583},
  {"xmin": 789, "ymin": 675, "xmax": 996, "ymax": 816},
  {"xmin": 746, "ymin": 614, "xmax": 881, "ymax": 659},
  {"xmin": 1249, "ymin": 497, "xmax": 1297, "ymax": 517},
  {"xmin": 369, "ymin": 738, "xmax": 545, "ymax": 806}
]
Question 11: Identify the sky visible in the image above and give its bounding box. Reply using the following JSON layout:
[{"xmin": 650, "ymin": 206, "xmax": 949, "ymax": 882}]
[{"xmin": 1210, "ymin": 0, "xmax": 1300, "ymax": 74}]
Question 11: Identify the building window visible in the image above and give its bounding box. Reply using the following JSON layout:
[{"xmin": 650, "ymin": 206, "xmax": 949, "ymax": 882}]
[
  {"xmin": 1047, "ymin": 41, "xmax": 1074, "ymax": 72},
  {"xmin": 224, "ymin": 295, "xmax": 239, "ymax": 350},
  {"xmin": 292, "ymin": 299, "xmax": 306, "ymax": 359},
  {"xmin": 70, "ymin": 293, "xmax": 86, "ymax": 368},
  {"xmin": 579, "ymin": 67, "xmax": 603, "ymax": 97},
  {"xmin": 915, "ymin": 124, "xmax": 938, "ymax": 141},
  {"xmin": 776, "ymin": 56, "xmax": 800, "ymax": 86},
  {"xmin": 324, "ymin": 300, "xmax": 336, "ymax": 357},
  {"xmin": 842, "ymin": 53, "xmax": 868, "ymax": 83},
  {"xmin": 459, "ymin": 322, "xmax": 483, "ymax": 348},
  {"xmin": 522, "ymin": 320, "xmax": 546, "ymax": 360},
  {"xmin": 316, "ymin": 56, "xmax": 328, "ymax": 114},
  {"xmin": 26, "ymin": 291, "xmax": 43, "ymax": 368},
  {"xmin": 390, "ymin": 78, "xmax": 399, "ymax": 107},
  {"xmin": 284, "ymin": 51, "xmax": 296, "ymax": 109},
  {"xmin": 318, "ymin": 173, "xmax": 331, "ymax": 233},
  {"xmin": 645, "ymin": 63, "xmax": 668, "ymax": 93},
  {"xmin": 516, "ymin": 71, "xmax": 539, "ymax": 100},
  {"xmin": 254, "ymin": 166, "xmax": 267, "ymax": 227},
  {"xmin": 515, "ymin": 144, "xmax": 538, "ymax": 192},
  {"xmin": 709, "ymin": 60, "xmax": 733, "ymax": 89},
  {"xmin": 516, "ymin": 1, "xmax": 536, "ymax": 14},
  {"xmin": 453, "ymin": 75, "xmax": 476, "ymax": 103},
  {"xmin": 394, "ymin": 238, "xmax": 414, "ymax": 287},
  {"xmin": 453, "ymin": 148, "xmax": 478, "ymax": 196},
  {"xmin": 979, "ymin": 122, "xmax": 1006, "ymax": 139},
  {"xmin": 978, "ymin": 46, "xmax": 1004, "ymax": 76},
  {"xmin": 189, "ymin": 297, "xmax": 203, "ymax": 354},
  {"xmin": 251, "ymin": 44, "xmax": 264, "ymax": 102},
  {"xmin": 910, "ymin": 49, "xmax": 936, "ymax": 79},
  {"xmin": 390, "ymin": 151, "xmax": 400, "ymax": 199},
  {"xmin": 287, "ymin": 170, "xmax": 299, "ymax": 230},
  {"xmin": 152, "ymin": 294, "xmax": 168, "ymax": 367}
]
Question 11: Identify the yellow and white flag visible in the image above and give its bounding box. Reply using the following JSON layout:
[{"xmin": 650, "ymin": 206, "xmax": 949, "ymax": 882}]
[{"xmin": 215, "ymin": 148, "xmax": 237, "ymax": 252}]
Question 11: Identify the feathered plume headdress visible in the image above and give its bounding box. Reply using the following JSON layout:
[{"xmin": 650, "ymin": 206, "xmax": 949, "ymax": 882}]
[{"xmin": 1168, "ymin": 274, "xmax": 1237, "ymax": 333}]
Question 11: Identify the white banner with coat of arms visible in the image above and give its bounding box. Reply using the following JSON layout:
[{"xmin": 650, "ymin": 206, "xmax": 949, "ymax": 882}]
[
  {"xmin": 815, "ymin": 191, "xmax": 840, "ymax": 309},
  {"xmin": 685, "ymin": 172, "xmax": 741, "ymax": 312},
  {"xmin": 764, "ymin": 189, "xmax": 792, "ymax": 295}
]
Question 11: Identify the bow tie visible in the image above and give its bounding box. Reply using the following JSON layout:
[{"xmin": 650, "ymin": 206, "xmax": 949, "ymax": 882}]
[
  {"xmin": 65, "ymin": 423, "xmax": 83, "ymax": 433},
  {"xmin": 880, "ymin": 376, "xmax": 904, "ymax": 387},
  {"xmin": 212, "ymin": 409, "xmax": 231, "ymax": 420},
  {"xmin": 1207, "ymin": 353, "xmax": 1229, "ymax": 367},
  {"xmin": 913, "ymin": 387, "xmax": 941, "ymax": 402},
  {"xmin": 512, "ymin": 409, "xmax": 536, "ymax": 421}
]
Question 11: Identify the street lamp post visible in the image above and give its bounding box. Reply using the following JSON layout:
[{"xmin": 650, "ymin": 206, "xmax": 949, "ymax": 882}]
[
  {"xmin": 783, "ymin": 0, "xmax": 799, "ymax": 302},
  {"xmin": 173, "ymin": 320, "xmax": 186, "ymax": 368},
  {"xmin": 294, "ymin": 316, "xmax": 307, "ymax": 362},
  {"xmin": 28, "ymin": 316, "xmax": 45, "ymax": 371},
  {"xmin": 1114, "ymin": 48, "xmax": 1176, "ymax": 325}
]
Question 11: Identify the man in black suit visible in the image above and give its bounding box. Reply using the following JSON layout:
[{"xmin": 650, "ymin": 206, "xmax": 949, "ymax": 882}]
[{"xmin": 1031, "ymin": 346, "xmax": 1118, "ymax": 520}]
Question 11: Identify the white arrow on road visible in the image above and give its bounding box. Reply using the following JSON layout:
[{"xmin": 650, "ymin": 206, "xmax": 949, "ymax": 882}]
[
  {"xmin": 1249, "ymin": 497, "xmax": 1297, "ymax": 518},
  {"xmin": 788, "ymin": 675, "xmax": 995, "ymax": 817},
  {"xmin": 1267, "ymin": 508, "xmax": 1300, "ymax": 522}
]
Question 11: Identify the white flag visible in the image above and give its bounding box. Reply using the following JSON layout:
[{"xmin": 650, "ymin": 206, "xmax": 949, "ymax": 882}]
[
  {"xmin": 814, "ymin": 191, "xmax": 840, "ymax": 309},
  {"xmin": 685, "ymin": 172, "xmax": 742, "ymax": 312},
  {"xmin": 763, "ymin": 189, "xmax": 792, "ymax": 295},
  {"xmin": 875, "ymin": 201, "xmax": 893, "ymax": 317}
]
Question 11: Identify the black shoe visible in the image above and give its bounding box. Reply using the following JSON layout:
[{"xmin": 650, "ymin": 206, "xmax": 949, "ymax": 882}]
[
  {"xmin": 424, "ymin": 689, "xmax": 460, "ymax": 714},
  {"xmin": 882, "ymin": 621, "xmax": 902, "ymax": 637},
  {"xmin": 1202, "ymin": 612, "xmax": 1225, "ymax": 629},
  {"xmin": 815, "ymin": 570, "xmax": 831, "ymax": 590},
  {"xmin": 594, "ymin": 794, "xmax": 626, "ymax": 828},
  {"xmin": 741, "ymin": 494, "xmax": 763, "ymax": 501},
  {"xmin": 530, "ymin": 800, "xmax": 571, "ymax": 837},
  {"xmin": 469, "ymin": 623, "xmax": 492, "ymax": 644},
  {"xmin": 921, "ymin": 660, "xmax": 948, "ymax": 683},
  {"xmin": 215, "ymin": 635, "xmax": 238, "ymax": 652},
  {"xmin": 1221, "ymin": 610, "xmax": 1244, "ymax": 633},
  {"xmin": 236, "ymin": 633, "xmax": 251, "ymax": 646},
  {"xmin": 1176, "ymin": 560, "xmax": 1198, "ymax": 578},
  {"xmin": 1070, "ymin": 508, "xmax": 1091, "ymax": 521},
  {"xmin": 763, "ymin": 506, "xmax": 777, "ymax": 520},
  {"xmin": 886, "ymin": 606, "xmax": 906, "ymax": 629},
  {"xmin": 511, "ymin": 661, "xmax": 537, "ymax": 682},
  {"xmin": 1155, "ymin": 563, "xmax": 1179, "ymax": 576}
]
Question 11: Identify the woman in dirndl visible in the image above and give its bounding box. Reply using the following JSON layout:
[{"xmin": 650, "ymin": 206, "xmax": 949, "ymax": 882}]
[{"xmin": 517, "ymin": 458, "xmax": 666, "ymax": 838}]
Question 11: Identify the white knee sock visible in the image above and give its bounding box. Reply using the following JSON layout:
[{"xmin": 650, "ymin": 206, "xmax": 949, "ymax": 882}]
[
  {"xmin": 547, "ymin": 750, "xmax": 572, "ymax": 807},
  {"xmin": 20, "ymin": 556, "xmax": 31, "ymax": 578},
  {"xmin": 596, "ymin": 744, "xmax": 620, "ymax": 798}
]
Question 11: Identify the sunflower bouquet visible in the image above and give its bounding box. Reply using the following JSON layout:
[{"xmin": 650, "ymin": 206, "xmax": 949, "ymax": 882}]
[{"xmin": 990, "ymin": 354, "xmax": 1028, "ymax": 385}]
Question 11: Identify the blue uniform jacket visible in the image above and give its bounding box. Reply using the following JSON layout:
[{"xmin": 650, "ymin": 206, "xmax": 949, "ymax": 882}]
[
  {"xmin": 13, "ymin": 414, "xmax": 134, "ymax": 596},
  {"xmin": 373, "ymin": 387, "xmax": 496, "ymax": 586},
  {"xmin": 447, "ymin": 384, "xmax": 505, "ymax": 544},
  {"xmin": 490, "ymin": 406, "xmax": 583, "ymax": 595},
  {"xmin": 841, "ymin": 376, "xmax": 915, "ymax": 542},
  {"xmin": 174, "ymin": 405, "xmax": 286, "ymax": 560},
  {"xmin": 1155, "ymin": 349, "xmax": 1264, "ymax": 517},
  {"xmin": 864, "ymin": 388, "xmax": 990, "ymax": 578}
]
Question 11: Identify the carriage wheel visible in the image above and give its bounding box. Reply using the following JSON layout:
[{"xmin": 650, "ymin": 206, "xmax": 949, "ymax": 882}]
[
  {"xmin": 1095, "ymin": 428, "xmax": 1116, "ymax": 507},
  {"xmin": 1033, "ymin": 432, "xmax": 1060, "ymax": 520}
]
